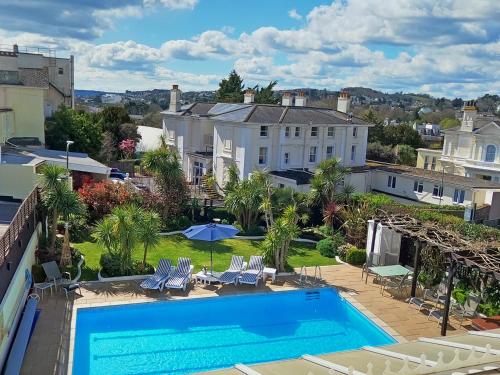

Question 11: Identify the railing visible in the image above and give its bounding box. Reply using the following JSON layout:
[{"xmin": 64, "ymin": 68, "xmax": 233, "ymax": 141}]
[{"xmin": 0, "ymin": 188, "xmax": 38, "ymax": 301}]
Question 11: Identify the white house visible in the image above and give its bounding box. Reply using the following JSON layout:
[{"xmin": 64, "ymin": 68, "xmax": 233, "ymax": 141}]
[
  {"xmin": 162, "ymin": 86, "xmax": 373, "ymax": 190},
  {"xmin": 418, "ymin": 101, "xmax": 500, "ymax": 179}
]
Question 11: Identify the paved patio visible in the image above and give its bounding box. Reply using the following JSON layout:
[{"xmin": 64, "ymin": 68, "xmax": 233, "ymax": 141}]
[{"xmin": 21, "ymin": 263, "xmax": 468, "ymax": 375}]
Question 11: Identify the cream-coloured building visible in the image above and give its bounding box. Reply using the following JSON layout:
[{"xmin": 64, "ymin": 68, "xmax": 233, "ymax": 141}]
[
  {"xmin": 163, "ymin": 86, "xmax": 372, "ymax": 190},
  {"xmin": 0, "ymin": 45, "xmax": 74, "ymax": 117},
  {"xmin": 417, "ymin": 101, "xmax": 500, "ymax": 181}
]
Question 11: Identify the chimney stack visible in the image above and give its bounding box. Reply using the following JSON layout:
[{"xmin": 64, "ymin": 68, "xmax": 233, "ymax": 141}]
[
  {"xmin": 244, "ymin": 89, "xmax": 255, "ymax": 104},
  {"xmin": 13, "ymin": 44, "xmax": 18, "ymax": 53},
  {"xmin": 460, "ymin": 100, "xmax": 477, "ymax": 132},
  {"xmin": 337, "ymin": 90, "xmax": 351, "ymax": 114},
  {"xmin": 295, "ymin": 92, "xmax": 307, "ymax": 107},
  {"xmin": 281, "ymin": 92, "xmax": 293, "ymax": 106},
  {"xmin": 169, "ymin": 84, "xmax": 182, "ymax": 112}
]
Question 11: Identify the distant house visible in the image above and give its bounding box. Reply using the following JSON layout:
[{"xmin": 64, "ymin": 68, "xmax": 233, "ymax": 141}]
[{"xmin": 101, "ymin": 93, "xmax": 122, "ymax": 104}]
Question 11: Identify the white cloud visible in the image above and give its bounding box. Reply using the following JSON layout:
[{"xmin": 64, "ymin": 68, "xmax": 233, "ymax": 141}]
[{"xmin": 288, "ymin": 9, "xmax": 302, "ymax": 20}]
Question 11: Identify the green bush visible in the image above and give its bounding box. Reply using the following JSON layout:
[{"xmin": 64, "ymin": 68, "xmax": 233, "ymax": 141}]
[
  {"xmin": 207, "ymin": 207, "xmax": 236, "ymax": 224},
  {"xmin": 318, "ymin": 225, "xmax": 333, "ymax": 237},
  {"xmin": 99, "ymin": 252, "xmax": 154, "ymax": 277},
  {"xmin": 346, "ymin": 248, "xmax": 366, "ymax": 265},
  {"xmin": 31, "ymin": 264, "xmax": 46, "ymax": 283},
  {"xmin": 316, "ymin": 238, "xmax": 334, "ymax": 257}
]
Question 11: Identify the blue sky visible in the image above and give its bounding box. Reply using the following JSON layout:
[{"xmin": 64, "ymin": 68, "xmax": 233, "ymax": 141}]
[{"xmin": 0, "ymin": 0, "xmax": 499, "ymax": 98}]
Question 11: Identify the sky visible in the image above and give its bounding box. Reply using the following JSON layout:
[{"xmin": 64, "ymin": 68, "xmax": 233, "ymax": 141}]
[{"xmin": 0, "ymin": 0, "xmax": 499, "ymax": 98}]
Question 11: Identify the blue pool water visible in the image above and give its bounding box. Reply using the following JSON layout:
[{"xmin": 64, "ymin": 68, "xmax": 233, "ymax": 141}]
[{"xmin": 73, "ymin": 288, "xmax": 394, "ymax": 374}]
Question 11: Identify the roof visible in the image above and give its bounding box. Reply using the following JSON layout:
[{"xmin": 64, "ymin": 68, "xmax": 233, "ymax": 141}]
[
  {"xmin": 369, "ymin": 161, "xmax": 500, "ymax": 189},
  {"xmin": 200, "ymin": 329, "xmax": 500, "ymax": 375},
  {"xmin": 164, "ymin": 102, "xmax": 371, "ymax": 126},
  {"xmin": 444, "ymin": 115, "xmax": 500, "ymax": 133},
  {"xmin": 1, "ymin": 147, "xmax": 110, "ymax": 175},
  {"xmin": 270, "ymin": 169, "xmax": 314, "ymax": 185}
]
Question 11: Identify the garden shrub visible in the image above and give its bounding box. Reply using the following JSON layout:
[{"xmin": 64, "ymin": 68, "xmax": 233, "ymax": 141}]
[
  {"xmin": 337, "ymin": 243, "xmax": 355, "ymax": 261},
  {"xmin": 31, "ymin": 264, "xmax": 45, "ymax": 283},
  {"xmin": 99, "ymin": 253, "xmax": 154, "ymax": 277},
  {"xmin": 207, "ymin": 207, "xmax": 236, "ymax": 224},
  {"xmin": 318, "ymin": 225, "xmax": 333, "ymax": 237},
  {"xmin": 346, "ymin": 248, "xmax": 366, "ymax": 265},
  {"xmin": 316, "ymin": 238, "xmax": 334, "ymax": 257}
]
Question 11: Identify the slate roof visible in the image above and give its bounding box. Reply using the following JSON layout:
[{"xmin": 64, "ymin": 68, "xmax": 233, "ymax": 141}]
[
  {"xmin": 270, "ymin": 169, "xmax": 314, "ymax": 185},
  {"xmin": 444, "ymin": 115, "xmax": 500, "ymax": 133},
  {"xmin": 166, "ymin": 102, "xmax": 371, "ymax": 126}
]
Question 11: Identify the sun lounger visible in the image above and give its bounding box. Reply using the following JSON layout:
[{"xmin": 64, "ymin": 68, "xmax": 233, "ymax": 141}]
[
  {"xmin": 42, "ymin": 261, "xmax": 71, "ymax": 288},
  {"xmin": 239, "ymin": 256, "xmax": 264, "ymax": 287},
  {"xmin": 140, "ymin": 259, "xmax": 172, "ymax": 292},
  {"xmin": 218, "ymin": 256, "xmax": 245, "ymax": 285},
  {"xmin": 164, "ymin": 257, "xmax": 193, "ymax": 291},
  {"xmin": 429, "ymin": 294, "xmax": 480, "ymax": 326},
  {"xmin": 408, "ymin": 296, "xmax": 434, "ymax": 311}
]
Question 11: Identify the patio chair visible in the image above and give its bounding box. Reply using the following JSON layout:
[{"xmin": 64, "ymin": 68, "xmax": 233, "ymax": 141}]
[
  {"xmin": 239, "ymin": 256, "xmax": 264, "ymax": 287},
  {"xmin": 164, "ymin": 257, "xmax": 193, "ymax": 292},
  {"xmin": 140, "ymin": 259, "xmax": 172, "ymax": 292},
  {"xmin": 425, "ymin": 281, "xmax": 448, "ymax": 307},
  {"xmin": 361, "ymin": 252, "xmax": 375, "ymax": 280},
  {"xmin": 429, "ymin": 294, "xmax": 481, "ymax": 327},
  {"xmin": 218, "ymin": 256, "xmax": 245, "ymax": 285},
  {"xmin": 42, "ymin": 261, "xmax": 71, "ymax": 288},
  {"xmin": 382, "ymin": 273, "xmax": 412, "ymax": 298}
]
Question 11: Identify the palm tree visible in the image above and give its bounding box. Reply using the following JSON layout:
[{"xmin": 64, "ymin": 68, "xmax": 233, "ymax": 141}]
[
  {"xmin": 93, "ymin": 217, "xmax": 117, "ymax": 254},
  {"xmin": 112, "ymin": 205, "xmax": 138, "ymax": 274},
  {"xmin": 137, "ymin": 211, "xmax": 161, "ymax": 267},
  {"xmin": 58, "ymin": 189, "xmax": 85, "ymax": 266},
  {"xmin": 38, "ymin": 164, "xmax": 68, "ymax": 255},
  {"xmin": 309, "ymin": 158, "xmax": 349, "ymax": 208}
]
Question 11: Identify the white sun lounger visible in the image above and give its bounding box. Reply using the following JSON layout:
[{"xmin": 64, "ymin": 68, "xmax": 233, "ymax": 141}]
[
  {"xmin": 140, "ymin": 259, "xmax": 172, "ymax": 292},
  {"xmin": 239, "ymin": 256, "xmax": 264, "ymax": 287},
  {"xmin": 164, "ymin": 257, "xmax": 193, "ymax": 291},
  {"xmin": 219, "ymin": 256, "xmax": 245, "ymax": 285}
]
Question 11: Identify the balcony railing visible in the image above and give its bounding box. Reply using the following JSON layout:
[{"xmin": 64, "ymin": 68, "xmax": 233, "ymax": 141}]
[{"xmin": 0, "ymin": 188, "xmax": 38, "ymax": 301}]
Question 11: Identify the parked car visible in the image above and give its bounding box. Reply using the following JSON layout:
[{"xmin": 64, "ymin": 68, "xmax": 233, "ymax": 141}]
[{"xmin": 109, "ymin": 168, "xmax": 127, "ymax": 180}]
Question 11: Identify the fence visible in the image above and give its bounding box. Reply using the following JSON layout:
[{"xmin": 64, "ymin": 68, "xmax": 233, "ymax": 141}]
[{"xmin": 0, "ymin": 188, "xmax": 38, "ymax": 301}]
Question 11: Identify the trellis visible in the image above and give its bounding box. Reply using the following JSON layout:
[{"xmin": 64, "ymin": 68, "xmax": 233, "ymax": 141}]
[{"xmin": 371, "ymin": 210, "xmax": 500, "ymax": 336}]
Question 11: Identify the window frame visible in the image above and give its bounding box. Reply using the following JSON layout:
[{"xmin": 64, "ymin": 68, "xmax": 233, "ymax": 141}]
[
  {"xmin": 309, "ymin": 146, "xmax": 317, "ymax": 163},
  {"xmin": 326, "ymin": 146, "xmax": 334, "ymax": 159},
  {"xmin": 387, "ymin": 175, "xmax": 396, "ymax": 189},
  {"xmin": 58, "ymin": 67, "xmax": 64, "ymax": 75},
  {"xmin": 311, "ymin": 127, "xmax": 318, "ymax": 137},
  {"xmin": 413, "ymin": 180, "xmax": 424, "ymax": 193},
  {"xmin": 327, "ymin": 127, "xmax": 334, "ymax": 137},
  {"xmin": 485, "ymin": 145, "xmax": 496, "ymax": 162},
  {"xmin": 284, "ymin": 152, "xmax": 289, "ymax": 165},
  {"xmin": 258, "ymin": 147, "xmax": 267, "ymax": 165},
  {"xmin": 353, "ymin": 127, "xmax": 358, "ymax": 138},
  {"xmin": 294, "ymin": 127, "xmax": 301, "ymax": 137},
  {"xmin": 260, "ymin": 125, "xmax": 268, "ymax": 137},
  {"xmin": 432, "ymin": 184, "xmax": 443, "ymax": 198},
  {"xmin": 423, "ymin": 155, "xmax": 429, "ymax": 169},
  {"xmin": 350, "ymin": 145, "xmax": 356, "ymax": 162},
  {"xmin": 223, "ymin": 138, "xmax": 232, "ymax": 151},
  {"xmin": 431, "ymin": 156, "xmax": 437, "ymax": 170},
  {"xmin": 453, "ymin": 189, "xmax": 465, "ymax": 204},
  {"xmin": 284, "ymin": 126, "xmax": 290, "ymax": 137}
]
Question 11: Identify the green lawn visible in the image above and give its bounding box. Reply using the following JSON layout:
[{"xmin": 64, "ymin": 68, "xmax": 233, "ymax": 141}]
[{"xmin": 74, "ymin": 235, "xmax": 338, "ymax": 280}]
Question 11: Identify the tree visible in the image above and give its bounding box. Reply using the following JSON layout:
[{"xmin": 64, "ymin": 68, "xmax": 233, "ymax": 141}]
[
  {"xmin": 396, "ymin": 144, "xmax": 417, "ymax": 166},
  {"xmin": 364, "ymin": 108, "xmax": 384, "ymax": 143},
  {"xmin": 309, "ymin": 158, "xmax": 350, "ymax": 208},
  {"xmin": 225, "ymin": 173, "xmax": 267, "ymax": 232},
  {"xmin": 253, "ymin": 81, "xmax": 279, "ymax": 104},
  {"xmin": 451, "ymin": 98, "xmax": 463, "ymax": 108},
  {"xmin": 262, "ymin": 205, "xmax": 301, "ymax": 272},
  {"xmin": 440, "ymin": 117, "xmax": 460, "ymax": 129},
  {"xmin": 141, "ymin": 145, "xmax": 189, "ymax": 224},
  {"xmin": 383, "ymin": 124, "xmax": 424, "ymax": 149},
  {"xmin": 39, "ymin": 164, "xmax": 67, "ymax": 255},
  {"xmin": 58, "ymin": 189, "xmax": 86, "ymax": 266},
  {"xmin": 367, "ymin": 142, "xmax": 396, "ymax": 163},
  {"xmin": 45, "ymin": 106, "xmax": 103, "ymax": 158},
  {"xmin": 137, "ymin": 210, "xmax": 161, "ymax": 267},
  {"xmin": 215, "ymin": 70, "xmax": 244, "ymax": 103}
]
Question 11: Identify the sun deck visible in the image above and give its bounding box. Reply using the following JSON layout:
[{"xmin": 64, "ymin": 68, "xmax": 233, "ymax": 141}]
[{"xmin": 21, "ymin": 263, "xmax": 473, "ymax": 374}]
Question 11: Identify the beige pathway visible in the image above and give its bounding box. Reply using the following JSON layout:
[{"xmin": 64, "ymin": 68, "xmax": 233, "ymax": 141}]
[{"xmin": 21, "ymin": 263, "xmax": 467, "ymax": 375}]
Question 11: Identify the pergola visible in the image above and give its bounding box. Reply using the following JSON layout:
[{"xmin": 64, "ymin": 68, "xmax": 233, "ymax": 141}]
[{"xmin": 370, "ymin": 211, "xmax": 500, "ymax": 336}]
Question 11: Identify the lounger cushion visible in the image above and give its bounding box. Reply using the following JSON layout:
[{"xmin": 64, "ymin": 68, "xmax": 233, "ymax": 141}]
[{"xmin": 219, "ymin": 271, "xmax": 240, "ymax": 284}]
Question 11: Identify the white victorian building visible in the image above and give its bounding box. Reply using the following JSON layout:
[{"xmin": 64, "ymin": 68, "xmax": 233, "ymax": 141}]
[
  {"xmin": 417, "ymin": 101, "xmax": 500, "ymax": 182},
  {"xmin": 162, "ymin": 86, "xmax": 372, "ymax": 192}
]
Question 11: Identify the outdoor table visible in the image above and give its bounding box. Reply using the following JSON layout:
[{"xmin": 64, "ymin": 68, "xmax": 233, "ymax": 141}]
[
  {"xmin": 33, "ymin": 282, "xmax": 54, "ymax": 300},
  {"xmin": 368, "ymin": 265, "xmax": 410, "ymax": 292},
  {"xmin": 194, "ymin": 271, "xmax": 222, "ymax": 286},
  {"xmin": 262, "ymin": 267, "xmax": 277, "ymax": 283}
]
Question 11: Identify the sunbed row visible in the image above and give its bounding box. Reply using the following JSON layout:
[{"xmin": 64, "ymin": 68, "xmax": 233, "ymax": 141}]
[{"xmin": 140, "ymin": 255, "xmax": 265, "ymax": 292}]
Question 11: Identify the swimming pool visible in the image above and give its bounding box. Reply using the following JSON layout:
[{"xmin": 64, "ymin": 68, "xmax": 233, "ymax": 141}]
[{"xmin": 73, "ymin": 288, "xmax": 395, "ymax": 374}]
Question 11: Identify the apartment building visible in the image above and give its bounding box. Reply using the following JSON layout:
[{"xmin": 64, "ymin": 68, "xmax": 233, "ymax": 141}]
[
  {"xmin": 163, "ymin": 87, "xmax": 372, "ymax": 190},
  {"xmin": 0, "ymin": 44, "xmax": 74, "ymax": 118}
]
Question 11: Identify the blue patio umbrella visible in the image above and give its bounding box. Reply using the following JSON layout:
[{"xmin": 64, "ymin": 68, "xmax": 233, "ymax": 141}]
[{"xmin": 182, "ymin": 223, "xmax": 239, "ymax": 275}]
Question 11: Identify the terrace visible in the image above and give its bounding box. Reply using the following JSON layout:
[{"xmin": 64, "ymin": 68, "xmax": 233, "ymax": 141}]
[{"xmin": 21, "ymin": 262, "xmax": 472, "ymax": 375}]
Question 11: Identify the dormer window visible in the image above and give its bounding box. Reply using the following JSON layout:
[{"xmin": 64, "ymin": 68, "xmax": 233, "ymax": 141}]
[{"xmin": 485, "ymin": 145, "xmax": 496, "ymax": 162}]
